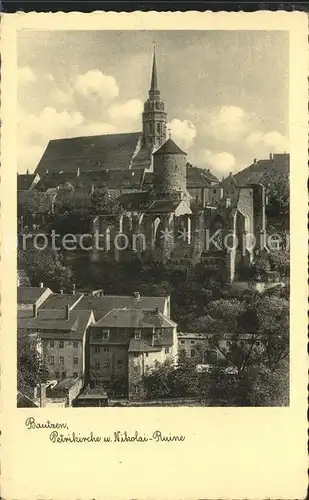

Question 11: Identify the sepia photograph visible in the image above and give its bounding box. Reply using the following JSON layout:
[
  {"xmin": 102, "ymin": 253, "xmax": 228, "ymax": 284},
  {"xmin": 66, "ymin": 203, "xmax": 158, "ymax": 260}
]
[{"xmin": 16, "ymin": 29, "xmax": 290, "ymax": 408}]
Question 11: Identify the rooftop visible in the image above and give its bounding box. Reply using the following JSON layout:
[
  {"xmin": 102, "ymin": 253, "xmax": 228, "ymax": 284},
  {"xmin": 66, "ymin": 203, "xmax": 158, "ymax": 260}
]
[
  {"xmin": 18, "ymin": 309, "xmax": 93, "ymax": 339},
  {"xmin": 153, "ymin": 138, "xmax": 187, "ymax": 156},
  {"xmin": 39, "ymin": 293, "xmax": 84, "ymax": 310},
  {"xmin": 74, "ymin": 294, "xmax": 168, "ymax": 321},
  {"xmin": 93, "ymin": 308, "xmax": 176, "ymax": 329},
  {"xmin": 35, "ymin": 132, "xmax": 142, "ymax": 176},
  {"xmin": 128, "ymin": 338, "xmax": 161, "ymax": 353},
  {"xmin": 17, "ymin": 286, "xmax": 50, "ymax": 305}
]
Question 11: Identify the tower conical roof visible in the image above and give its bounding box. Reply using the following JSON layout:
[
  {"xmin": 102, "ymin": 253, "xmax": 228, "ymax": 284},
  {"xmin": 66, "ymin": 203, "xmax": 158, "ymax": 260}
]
[
  {"xmin": 150, "ymin": 47, "xmax": 158, "ymax": 91},
  {"xmin": 153, "ymin": 138, "xmax": 187, "ymax": 156}
]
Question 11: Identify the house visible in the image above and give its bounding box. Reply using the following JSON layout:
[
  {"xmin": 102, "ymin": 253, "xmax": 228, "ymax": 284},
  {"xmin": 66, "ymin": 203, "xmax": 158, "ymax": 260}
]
[
  {"xmin": 89, "ymin": 307, "xmax": 178, "ymax": 399},
  {"xmin": 17, "ymin": 284, "xmax": 52, "ymax": 311},
  {"xmin": 178, "ymin": 332, "xmax": 265, "ymax": 364},
  {"xmin": 18, "ymin": 305, "xmax": 95, "ymax": 381}
]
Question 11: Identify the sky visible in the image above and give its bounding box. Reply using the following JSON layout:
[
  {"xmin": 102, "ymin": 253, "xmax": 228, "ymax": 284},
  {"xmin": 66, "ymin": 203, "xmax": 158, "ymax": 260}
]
[{"xmin": 17, "ymin": 30, "xmax": 289, "ymax": 177}]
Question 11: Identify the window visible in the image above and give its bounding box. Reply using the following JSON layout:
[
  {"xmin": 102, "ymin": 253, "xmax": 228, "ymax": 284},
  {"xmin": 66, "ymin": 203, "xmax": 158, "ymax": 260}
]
[
  {"xmin": 145, "ymin": 353, "xmax": 149, "ymax": 358},
  {"xmin": 60, "ymin": 356, "xmax": 64, "ymax": 365},
  {"xmin": 148, "ymin": 123, "xmax": 152, "ymax": 133},
  {"xmin": 226, "ymin": 198, "xmax": 231, "ymax": 208},
  {"xmin": 134, "ymin": 328, "xmax": 141, "ymax": 339},
  {"xmin": 133, "ymin": 366, "xmax": 138, "ymax": 372},
  {"xmin": 59, "ymin": 341, "xmax": 64, "ymax": 349},
  {"xmin": 49, "ymin": 356, "xmax": 54, "ymax": 365},
  {"xmin": 165, "ymin": 347, "xmax": 170, "ymax": 354},
  {"xmin": 134, "ymin": 352, "xmax": 139, "ymax": 358},
  {"xmin": 103, "ymin": 347, "xmax": 109, "ymax": 353},
  {"xmin": 103, "ymin": 361, "xmax": 110, "ymax": 369},
  {"xmin": 55, "ymin": 371, "xmax": 60, "ymax": 379},
  {"xmin": 95, "ymin": 361, "xmax": 100, "ymax": 369},
  {"xmin": 95, "ymin": 346, "xmax": 100, "ymax": 353},
  {"xmin": 180, "ymin": 340, "xmax": 185, "ymax": 345},
  {"xmin": 61, "ymin": 372, "xmax": 66, "ymax": 379},
  {"xmin": 102, "ymin": 329, "xmax": 110, "ymax": 339},
  {"xmin": 73, "ymin": 341, "xmax": 78, "ymax": 349},
  {"xmin": 190, "ymin": 340, "xmax": 196, "ymax": 345},
  {"xmin": 50, "ymin": 341, "xmax": 54, "ymax": 348},
  {"xmin": 73, "ymin": 372, "xmax": 78, "ymax": 378},
  {"xmin": 213, "ymin": 189, "xmax": 216, "ymax": 194},
  {"xmin": 256, "ymin": 341, "xmax": 261, "ymax": 347},
  {"xmin": 117, "ymin": 360, "xmax": 123, "ymax": 366},
  {"xmin": 226, "ymin": 341, "xmax": 231, "ymax": 347},
  {"xmin": 94, "ymin": 332, "xmax": 103, "ymax": 340},
  {"xmin": 190, "ymin": 349, "xmax": 196, "ymax": 358},
  {"xmin": 73, "ymin": 357, "xmax": 78, "ymax": 365},
  {"xmin": 157, "ymin": 123, "xmax": 160, "ymax": 133}
]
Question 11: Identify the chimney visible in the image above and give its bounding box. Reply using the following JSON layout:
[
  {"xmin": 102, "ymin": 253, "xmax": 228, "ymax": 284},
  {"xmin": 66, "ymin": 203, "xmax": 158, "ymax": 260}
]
[
  {"xmin": 91, "ymin": 184, "xmax": 95, "ymax": 194},
  {"xmin": 77, "ymin": 167, "xmax": 80, "ymax": 178},
  {"xmin": 134, "ymin": 292, "xmax": 141, "ymax": 300},
  {"xmin": 254, "ymin": 158, "xmax": 257, "ymax": 164},
  {"xmin": 40, "ymin": 282, "xmax": 44, "ymax": 288},
  {"xmin": 65, "ymin": 305, "xmax": 70, "ymax": 320},
  {"xmin": 269, "ymin": 153, "xmax": 273, "ymax": 160},
  {"xmin": 72, "ymin": 284, "xmax": 76, "ymax": 295},
  {"xmin": 60, "ymin": 289, "xmax": 64, "ymax": 295},
  {"xmin": 17, "ymin": 277, "xmax": 20, "ymax": 287},
  {"xmin": 45, "ymin": 169, "xmax": 49, "ymax": 174},
  {"xmin": 33, "ymin": 303, "xmax": 38, "ymax": 318},
  {"xmin": 155, "ymin": 306, "xmax": 159, "ymax": 315}
]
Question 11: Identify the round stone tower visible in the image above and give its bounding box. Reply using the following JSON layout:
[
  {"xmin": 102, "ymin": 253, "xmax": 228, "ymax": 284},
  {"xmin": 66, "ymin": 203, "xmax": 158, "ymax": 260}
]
[{"xmin": 153, "ymin": 137, "xmax": 187, "ymax": 196}]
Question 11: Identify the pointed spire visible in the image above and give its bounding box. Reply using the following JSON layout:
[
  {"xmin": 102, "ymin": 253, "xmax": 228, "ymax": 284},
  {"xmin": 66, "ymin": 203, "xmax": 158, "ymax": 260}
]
[{"xmin": 150, "ymin": 43, "xmax": 158, "ymax": 91}]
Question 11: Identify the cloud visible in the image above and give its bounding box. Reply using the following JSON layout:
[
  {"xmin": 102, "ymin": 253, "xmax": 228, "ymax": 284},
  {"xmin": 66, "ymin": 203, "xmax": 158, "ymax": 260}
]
[
  {"xmin": 77, "ymin": 121, "xmax": 116, "ymax": 136},
  {"xmin": 203, "ymin": 105, "xmax": 251, "ymax": 143},
  {"xmin": 18, "ymin": 67, "xmax": 36, "ymax": 85},
  {"xmin": 168, "ymin": 118, "xmax": 196, "ymax": 150},
  {"xmin": 194, "ymin": 148, "xmax": 236, "ymax": 176},
  {"xmin": 245, "ymin": 130, "xmax": 289, "ymax": 153},
  {"xmin": 18, "ymin": 144, "xmax": 44, "ymax": 173},
  {"xmin": 18, "ymin": 107, "xmax": 84, "ymax": 144},
  {"xmin": 17, "ymin": 106, "xmax": 117, "ymax": 171},
  {"xmin": 108, "ymin": 99, "xmax": 143, "ymax": 132},
  {"xmin": 74, "ymin": 70, "xmax": 119, "ymax": 102}
]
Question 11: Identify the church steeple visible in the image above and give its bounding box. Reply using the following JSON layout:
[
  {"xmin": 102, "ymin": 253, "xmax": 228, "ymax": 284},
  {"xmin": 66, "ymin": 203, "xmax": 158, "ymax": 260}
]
[
  {"xmin": 150, "ymin": 46, "xmax": 158, "ymax": 93},
  {"xmin": 142, "ymin": 45, "xmax": 167, "ymax": 149}
]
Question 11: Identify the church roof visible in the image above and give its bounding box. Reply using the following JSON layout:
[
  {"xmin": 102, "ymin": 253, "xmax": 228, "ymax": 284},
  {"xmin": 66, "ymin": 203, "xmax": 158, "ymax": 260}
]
[
  {"xmin": 35, "ymin": 132, "xmax": 141, "ymax": 176},
  {"xmin": 153, "ymin": 138, "xmax": 187, "ymax": 156}
]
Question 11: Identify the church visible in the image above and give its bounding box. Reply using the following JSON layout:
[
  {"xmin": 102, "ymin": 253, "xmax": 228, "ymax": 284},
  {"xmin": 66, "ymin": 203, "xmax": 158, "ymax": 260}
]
[{"xmin": 29, "ymin": 49, "xmax": 268, "ymax": 282}]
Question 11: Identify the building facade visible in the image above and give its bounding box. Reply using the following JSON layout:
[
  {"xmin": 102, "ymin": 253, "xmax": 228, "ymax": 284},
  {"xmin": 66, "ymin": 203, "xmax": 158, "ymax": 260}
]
[{"xmin": 88, "ymin": 307, "xmax": 178, "ymax": 399}]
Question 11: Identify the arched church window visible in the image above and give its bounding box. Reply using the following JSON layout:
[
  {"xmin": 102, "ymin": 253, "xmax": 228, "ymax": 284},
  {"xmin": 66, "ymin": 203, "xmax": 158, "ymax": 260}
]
[
  {"xmin": 149, "ymin": 123, "xmax": 152, "ymax": 133},
  {"xmin": 157, "ymin": 123, "xmax": 160, "ymax": 133}
]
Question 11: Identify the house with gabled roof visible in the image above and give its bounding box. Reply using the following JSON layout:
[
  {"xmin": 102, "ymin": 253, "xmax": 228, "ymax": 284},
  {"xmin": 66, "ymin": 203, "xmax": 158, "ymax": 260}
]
[{"xmin": 88, "ymin": 306, "xmax": 178, "ymax": 399}]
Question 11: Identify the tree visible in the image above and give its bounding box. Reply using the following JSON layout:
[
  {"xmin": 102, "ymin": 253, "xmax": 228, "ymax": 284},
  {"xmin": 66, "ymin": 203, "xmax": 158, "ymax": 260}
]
[
  {"xmin": 143, "ymin": 359, "xmax": 174, "ymax": 399},
  {"xmin": 18, "ymin": 247, "xmax": 74, "ymax": 291},
  {"xmin": 90, "ymin": 186, "xmax": 122, "ymax": 220},
  {"xmin": 17, "ymin": 329, "xmax": 49, "ymax": 395},
  {"xmin": 18, "ymin": 191, "xmax": 53, "ymax": 226}
]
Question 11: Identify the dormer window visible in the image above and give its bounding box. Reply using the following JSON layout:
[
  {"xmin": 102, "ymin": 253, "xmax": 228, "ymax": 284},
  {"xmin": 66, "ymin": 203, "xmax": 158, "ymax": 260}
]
[
  {"xmin": 102, "ymin": 328, "xmax": 110, "ymax": 340},
  {"xmin": 134, "ymin": 328, "xmax": 141, "ymax": 339},
  {"xmin": 226, "ymin": 198, "xmax": 231, "ymax": 208}
]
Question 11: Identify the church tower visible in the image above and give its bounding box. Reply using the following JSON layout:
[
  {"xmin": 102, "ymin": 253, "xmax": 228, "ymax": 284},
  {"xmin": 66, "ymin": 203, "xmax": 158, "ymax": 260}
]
[{"xmin": 142, "ymin": 47, "xmax": 167, "ymax": 149}]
